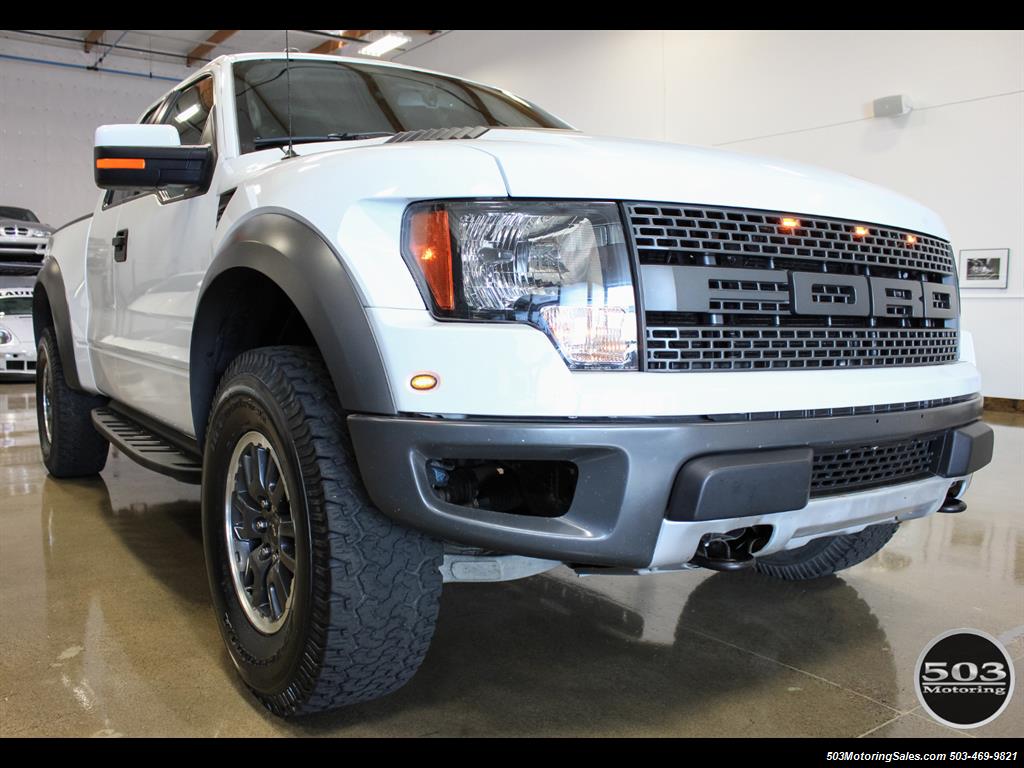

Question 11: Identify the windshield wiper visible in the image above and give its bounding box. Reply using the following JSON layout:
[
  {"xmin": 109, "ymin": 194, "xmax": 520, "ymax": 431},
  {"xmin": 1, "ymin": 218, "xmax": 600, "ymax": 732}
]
[{"xmin": 254, "ymin": 132, "xmax": 394, "ymax": 149}]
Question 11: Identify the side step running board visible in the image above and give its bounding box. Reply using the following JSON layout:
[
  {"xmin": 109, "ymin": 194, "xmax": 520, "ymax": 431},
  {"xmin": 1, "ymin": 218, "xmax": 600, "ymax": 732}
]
[{"xmin": 91, "ymin": 407, "xmax": 203, "ymax": 484}]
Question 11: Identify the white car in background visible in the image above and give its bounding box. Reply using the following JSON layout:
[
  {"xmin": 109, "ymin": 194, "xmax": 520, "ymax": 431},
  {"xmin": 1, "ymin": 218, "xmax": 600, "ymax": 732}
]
[{"xmin": 0, "ymin": 278, "xmax": 36, "ymax": 377}]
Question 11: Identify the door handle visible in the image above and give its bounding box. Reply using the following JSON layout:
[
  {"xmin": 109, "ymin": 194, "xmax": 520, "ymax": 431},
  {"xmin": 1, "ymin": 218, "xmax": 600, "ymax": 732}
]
[{"xmin": 112, "ymin": 229, "xmax": 128, "ymax": 262}]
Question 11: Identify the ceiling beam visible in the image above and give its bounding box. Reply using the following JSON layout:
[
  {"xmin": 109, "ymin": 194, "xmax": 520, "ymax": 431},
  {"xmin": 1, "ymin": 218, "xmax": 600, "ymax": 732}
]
[
  {"xmin": 83, "ymin": 30, "xmax": 105, "ymax": 52},
  {"xmin": 308, "ymin": 30, "xmax": 373, "ymax": 55},
  {"xmin": 186, "ymin": 29, "xmax": 238, "ymax": 66}
]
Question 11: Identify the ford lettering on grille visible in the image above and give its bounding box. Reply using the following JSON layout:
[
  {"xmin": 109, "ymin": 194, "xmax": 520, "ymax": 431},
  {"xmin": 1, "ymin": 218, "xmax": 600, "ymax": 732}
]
[
  {"xmin": 642, "ymin": 266, "xmax": 959, "ymax": 320},
  {"xmin": 627, "ymin": 201, "xmax": 960, "ymax": 372}
]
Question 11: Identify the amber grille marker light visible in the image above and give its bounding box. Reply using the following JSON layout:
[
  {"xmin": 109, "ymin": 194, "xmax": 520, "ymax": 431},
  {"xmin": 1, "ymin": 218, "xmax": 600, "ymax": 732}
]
[
  {"xmin": 408, "ymin": 209, "xmax": 454, "ymax": 311},
  {"xmin": 96, "ymin": 158, "xmax": 146, "ymax": 170}
]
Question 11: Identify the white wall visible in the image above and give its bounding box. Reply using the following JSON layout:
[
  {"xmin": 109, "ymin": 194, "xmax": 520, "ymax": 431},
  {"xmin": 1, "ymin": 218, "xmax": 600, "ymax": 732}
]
[
  {"xmin": 400, "ymin": 30, "xmax": 1024, "ymax": 399},
  {"xmin": 0, "ymin": 38, "xmax": 190, "ymax": 227}
]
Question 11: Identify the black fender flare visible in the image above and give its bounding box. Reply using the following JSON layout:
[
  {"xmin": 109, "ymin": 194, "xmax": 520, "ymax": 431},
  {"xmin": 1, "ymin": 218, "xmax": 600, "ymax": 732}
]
[
  {"xmin": 33, "ymin": 258, "xmax": 83, "ymax": 391},
  {"xmin": 190, "ymin": 210, "xmax": 396, "ymax": 444}
]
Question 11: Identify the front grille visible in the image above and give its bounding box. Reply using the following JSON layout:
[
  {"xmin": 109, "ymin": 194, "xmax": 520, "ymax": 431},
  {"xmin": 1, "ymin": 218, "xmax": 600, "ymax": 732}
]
[
  {"xmin": 626, "ymin": 201, "xmax": 960, "ymax": 372},
  {"xmin": 810, "ymin": 436, "xmax": 939, "ymax": 497},
  {"xmin": 646, "ymin": 325, "xmax": 959, "ymax": 371},
  {"xmin": 0, "ymin": 243, "xmax": 44, "ymax": 251},
  {"xmin": 2, "ymin": 359, "xmax": 36, "ymax": 372},
  {"xmin": 1, "ymin": 226, "xmax": 30, "ymax": 237},
  {"xmin": 627, "ymin": 202, "xmax": 955, "ymax": 275}
]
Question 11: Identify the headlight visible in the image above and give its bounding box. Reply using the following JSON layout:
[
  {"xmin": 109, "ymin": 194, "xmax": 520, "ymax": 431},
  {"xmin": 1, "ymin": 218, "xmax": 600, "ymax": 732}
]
[
  {"xmin": 28, "ymin": 229, "xmax": 49, "ymax": 238},
  {"xmin": 402, "ymin": 200, "xmax": 638, "ymax": 370},
  {"xmin": 0, "ymin": 328, "xmax": 12, "ymax": 345}
]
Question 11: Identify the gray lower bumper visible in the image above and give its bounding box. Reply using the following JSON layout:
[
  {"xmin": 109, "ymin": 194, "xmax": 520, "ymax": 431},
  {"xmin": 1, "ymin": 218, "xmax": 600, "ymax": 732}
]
[{"xmin": 347, "ymin": 395, "xmax": 990, "ymax": 569}]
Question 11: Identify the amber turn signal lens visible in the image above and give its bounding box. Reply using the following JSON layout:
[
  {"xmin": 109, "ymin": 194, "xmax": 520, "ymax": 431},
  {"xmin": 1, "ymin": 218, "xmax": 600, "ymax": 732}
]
[
  {"xmin": 780, "ymin": 217, "xmax": 800, "ymax": 229},
  {"xmin": 96, "ymin": 158, "xmax": 146, "ymax": 170},
  {"xmin": 410, "ymin": 373, "xmax": 438, "ymax": 391},
  {"xmin": 407, "ymin": 209, "xmax": 454, "ymax": 311}
]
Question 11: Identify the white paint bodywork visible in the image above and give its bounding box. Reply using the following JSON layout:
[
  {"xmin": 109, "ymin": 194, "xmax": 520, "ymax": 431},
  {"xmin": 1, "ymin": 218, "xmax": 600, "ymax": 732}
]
[
  {"xmin": 46, "ymin": 52, "xmax": 980, "ymax": 435},
  {"xmin": 94, "ymin": 124, "xmax": 180, "ymax": 148}
]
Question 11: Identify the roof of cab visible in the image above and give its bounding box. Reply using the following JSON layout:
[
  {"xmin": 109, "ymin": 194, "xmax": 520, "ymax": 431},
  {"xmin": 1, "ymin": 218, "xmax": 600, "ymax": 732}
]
[{"xmin": 207, "ymin": 51, "xmax": 454, "ymax": 79}]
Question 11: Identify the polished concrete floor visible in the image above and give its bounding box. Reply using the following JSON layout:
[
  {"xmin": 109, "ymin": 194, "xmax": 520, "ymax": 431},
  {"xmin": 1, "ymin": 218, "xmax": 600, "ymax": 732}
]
[{"xmin": 1, "ymin": 379, "xmax": 1021, "ymax": 737}]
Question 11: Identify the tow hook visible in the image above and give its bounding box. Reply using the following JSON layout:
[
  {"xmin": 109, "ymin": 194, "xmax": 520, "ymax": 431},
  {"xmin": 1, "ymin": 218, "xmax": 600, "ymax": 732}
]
[
  {"xmin": 689, "ymin": 526, "xmax": 772, "ymax": 572},
  {"xmin": 938, "ymin": 494, "xmax": 967, "ymax": 514},
  {"xmin": 937, "ymin": 481, "xmax": 968, "ymax": 514}
]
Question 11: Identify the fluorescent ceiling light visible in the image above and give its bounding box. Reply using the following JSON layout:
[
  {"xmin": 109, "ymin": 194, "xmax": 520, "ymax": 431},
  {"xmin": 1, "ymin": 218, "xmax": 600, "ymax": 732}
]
[
  {"xmin": 174, "ymin": 103, "xmax": 201, "ymax": 124},
  {"xmin": 359, "ymin": 33, "xmax": 411, "ymax": 57}
]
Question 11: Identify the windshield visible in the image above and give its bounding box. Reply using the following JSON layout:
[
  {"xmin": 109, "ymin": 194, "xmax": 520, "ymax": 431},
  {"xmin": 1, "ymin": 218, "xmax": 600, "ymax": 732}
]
[
  {"xmin": 0, "ymin": 296, "xmax": 33, "ymax": 316},
  {"xmin": 0, "ymin": 207, "xmax": 39, "ymax": 223},
  {"xmin": 232, "ymin": 59, "xmax": 571, "ymax": 154}
]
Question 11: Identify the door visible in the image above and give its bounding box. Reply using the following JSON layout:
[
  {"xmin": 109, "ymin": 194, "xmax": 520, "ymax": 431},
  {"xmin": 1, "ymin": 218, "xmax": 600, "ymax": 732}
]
[{"xmin": 98, "ymin": 76, "xmax": 221, "ymax": 435}]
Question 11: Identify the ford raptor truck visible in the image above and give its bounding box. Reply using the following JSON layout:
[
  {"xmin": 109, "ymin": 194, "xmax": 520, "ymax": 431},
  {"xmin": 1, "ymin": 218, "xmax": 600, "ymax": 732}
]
[{"xmin": 34, "ymin": 53, "xmax": 994, "ymax": 716}]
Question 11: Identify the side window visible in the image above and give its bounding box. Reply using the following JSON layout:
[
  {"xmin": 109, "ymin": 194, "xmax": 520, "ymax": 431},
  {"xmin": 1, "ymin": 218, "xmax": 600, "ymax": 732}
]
[
  {"xmin": 162, "ymin": 78, "xmax": 215, "ymax": 146},
  {"xmin": 160, "ymin": 77, "xmax": 217, "ymax": 201},
  {"xmin": 142, "ymin": 102, "xmax": 163, "ymax": 124}
]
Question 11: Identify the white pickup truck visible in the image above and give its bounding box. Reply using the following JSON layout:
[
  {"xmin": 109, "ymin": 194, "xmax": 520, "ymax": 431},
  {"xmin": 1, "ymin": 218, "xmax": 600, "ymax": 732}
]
[{"xmin": 34, "ymin": 52, "xmax": 993, "ymax": 716}]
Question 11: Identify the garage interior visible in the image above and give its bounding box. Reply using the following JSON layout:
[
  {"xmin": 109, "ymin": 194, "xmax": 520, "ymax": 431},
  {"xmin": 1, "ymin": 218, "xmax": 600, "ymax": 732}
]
[{"xmin": 1, "ymin": 29, "xmax": 1022, "ymax": 738}]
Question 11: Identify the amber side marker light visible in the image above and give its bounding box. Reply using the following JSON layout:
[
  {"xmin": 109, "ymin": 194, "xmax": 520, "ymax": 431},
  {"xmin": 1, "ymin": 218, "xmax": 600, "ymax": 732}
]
[
  {"xmin": 780, "ymin": 217, "xmax": 801, "ymax": 229},
  {"xmin": 407, "ymin": 209, "xmax": 454, "ymax": 311},
  {"xmin": 410, "ymin": 373, "xmax": 438, "ymax": 391},
  {"xmin": 96, "ymin": 158, "xmax": 146, "ymax": 170}
]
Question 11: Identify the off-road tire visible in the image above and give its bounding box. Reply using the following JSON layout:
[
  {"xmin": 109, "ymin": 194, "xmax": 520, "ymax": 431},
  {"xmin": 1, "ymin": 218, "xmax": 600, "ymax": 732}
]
[
  {"xmin": 201, "ymin": 346, "xmax": 443, "ymax": 716},
  {"xmin": 35, "ymin": 327, "xmax": 109, "ymax": 477},
  {"xmin": 755, "ymin": 523, "xmax": 899, "ymax": 581}
]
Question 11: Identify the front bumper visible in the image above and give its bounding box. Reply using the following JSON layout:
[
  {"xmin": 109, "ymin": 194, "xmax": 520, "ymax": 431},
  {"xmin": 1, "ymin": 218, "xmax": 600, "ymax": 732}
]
[
  {"xmin": 348, "ymin": 395, "xmax": 992, "ymax": 568},
  {"xmin": 0, "ymin": 237, "xmax": 47, "ymax": 274},
  {"xmin": 0, "ymin": 237, "xmax": 48, "ymax": 257},
  {"xmin": 0, "ymin": 343, "xmax": 37, "ymax": 376}
]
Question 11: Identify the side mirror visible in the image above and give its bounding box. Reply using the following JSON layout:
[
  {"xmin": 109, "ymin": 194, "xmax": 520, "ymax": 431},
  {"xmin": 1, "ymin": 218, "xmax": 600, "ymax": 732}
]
[{"xmin": 94, "ymin": 124, "xmax": 213, "ymax": 192}]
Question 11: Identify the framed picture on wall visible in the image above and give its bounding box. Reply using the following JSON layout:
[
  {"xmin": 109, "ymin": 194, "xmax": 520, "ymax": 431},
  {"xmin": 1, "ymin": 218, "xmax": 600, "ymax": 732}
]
[{"xmin": 959, "ymin": 248, "xmax": 1009, "ymax": 289}]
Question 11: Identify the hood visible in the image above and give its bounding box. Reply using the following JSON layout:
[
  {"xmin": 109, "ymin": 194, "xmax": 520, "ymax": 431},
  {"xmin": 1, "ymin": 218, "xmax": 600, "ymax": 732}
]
[{"xmin": 458, "ymin": 129, "xmax": 947, "ymax": 238}]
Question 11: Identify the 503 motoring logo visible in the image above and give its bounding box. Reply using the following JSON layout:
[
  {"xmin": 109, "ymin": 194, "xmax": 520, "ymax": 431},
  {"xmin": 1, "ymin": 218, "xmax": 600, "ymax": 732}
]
[{"xmin": 915, "ymin": 628, "xmax": 1015, "ymax": 729}]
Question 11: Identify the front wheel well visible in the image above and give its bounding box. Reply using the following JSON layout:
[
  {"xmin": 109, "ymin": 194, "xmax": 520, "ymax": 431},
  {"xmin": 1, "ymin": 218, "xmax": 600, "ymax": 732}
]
[
  {"xmin": 190, "ymin": 267, "xmax": 315, "ymax": 445},
  {"xmin": 32, "ymin": 283, "xmax": 54, "ymax": 340}
]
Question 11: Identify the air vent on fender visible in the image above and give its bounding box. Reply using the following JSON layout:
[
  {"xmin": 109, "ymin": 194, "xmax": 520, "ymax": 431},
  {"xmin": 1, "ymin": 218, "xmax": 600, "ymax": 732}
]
[{"xmin": 216, "ymin": 189, "xmax": 236, "ymax": 225}]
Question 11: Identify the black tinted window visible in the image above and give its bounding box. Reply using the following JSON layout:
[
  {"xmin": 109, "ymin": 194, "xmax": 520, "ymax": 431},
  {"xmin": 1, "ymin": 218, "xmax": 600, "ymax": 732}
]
[
  {"xmin": 0, "ymin": 207, "xmax": 39, "ymax": 222},
  {"xmin": 0, "ymin": 296, "xmax": 33, "ymax": 315},
  {"xmin": 233, "ymin": 59, "xmax": 570, "ymax": 154}
]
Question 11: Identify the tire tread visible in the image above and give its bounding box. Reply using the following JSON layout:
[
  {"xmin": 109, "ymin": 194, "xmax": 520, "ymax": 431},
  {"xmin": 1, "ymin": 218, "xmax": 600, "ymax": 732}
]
[
  {"xmin": 755, "ymin": 523, "xmax": 899, "ymax": 581},
  {"xmin": 37, "ymin": 328, "xmax": 108, "ymax": 477},
  {"xmin": 209, "ymin": 346, "xmax": 442, "ymax": 716}
]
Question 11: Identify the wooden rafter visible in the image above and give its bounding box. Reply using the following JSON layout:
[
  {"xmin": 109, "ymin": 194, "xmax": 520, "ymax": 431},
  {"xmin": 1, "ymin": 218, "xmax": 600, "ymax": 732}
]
[
  {"xmin": 83, "ymin": 30, "xmax": 105, "ymax": 52},
  {"xmin": 186, "ymin": 29, "xmax": 238, "ymax": 67},
  {"xmin": 308, "ymin": 30, "xmax": 372, "ymax": 55}
]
